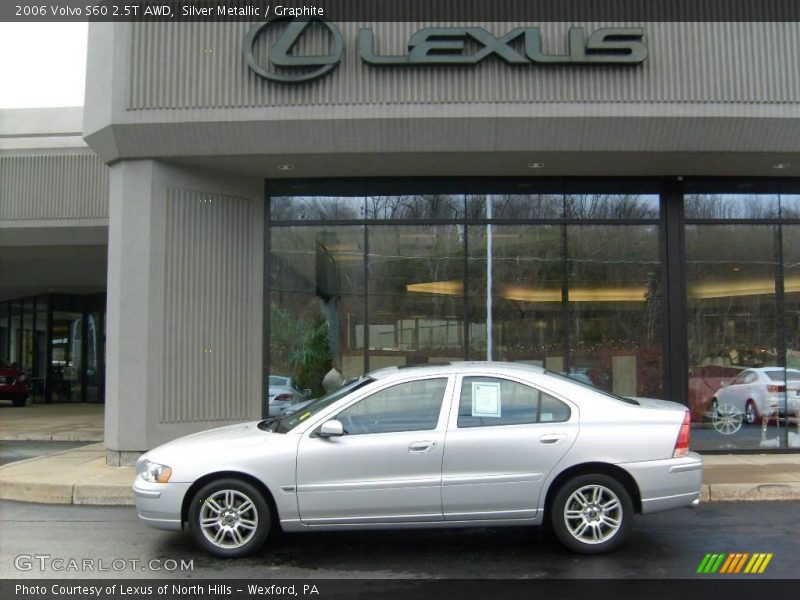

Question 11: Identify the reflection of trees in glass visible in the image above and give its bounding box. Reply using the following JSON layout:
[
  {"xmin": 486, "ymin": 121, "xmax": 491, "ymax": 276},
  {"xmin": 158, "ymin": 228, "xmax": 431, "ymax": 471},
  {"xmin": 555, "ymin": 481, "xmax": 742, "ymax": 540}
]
[
  {"xmin": 271, "ymin": 196, "xmax": 364, "ymax": 221},
  {"xmin": 367, "ymin": 225, "xmax": 465, "ymax": 354},
  {"xmin": 365, "ymin": 195, "xmax": 463, "ymax": 220},
  {"xmin": 684, "ymin": 194, "xmax": 779, "ymax": 220},
  {"xmin": 270, "ymin": 301, "xmax": 333, "ymax": 396},
  {"xmin": 467, "ymin": 194, "xmax": 563, "ymax": 219},
  {"xmin": 566, "ymin": 194, "xmax": 659, "ymax": 219},
  {"xmin": 685, "ymin": 225, "xmax": 778, "ymax": 368}
]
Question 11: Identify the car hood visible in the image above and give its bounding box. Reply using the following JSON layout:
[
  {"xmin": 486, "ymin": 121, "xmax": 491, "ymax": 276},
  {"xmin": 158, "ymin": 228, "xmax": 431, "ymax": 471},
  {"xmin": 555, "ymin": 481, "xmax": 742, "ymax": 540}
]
[{"xmin": 144, "ymin": 421, "xmax": 272, "ymax": 463}]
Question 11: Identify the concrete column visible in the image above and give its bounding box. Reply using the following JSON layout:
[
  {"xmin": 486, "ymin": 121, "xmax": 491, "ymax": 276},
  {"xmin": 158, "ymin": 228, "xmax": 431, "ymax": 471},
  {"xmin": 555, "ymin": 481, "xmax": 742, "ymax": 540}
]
[{"xmin": 104, "ymin": 160, "xmax": 263, "ymax": 466}]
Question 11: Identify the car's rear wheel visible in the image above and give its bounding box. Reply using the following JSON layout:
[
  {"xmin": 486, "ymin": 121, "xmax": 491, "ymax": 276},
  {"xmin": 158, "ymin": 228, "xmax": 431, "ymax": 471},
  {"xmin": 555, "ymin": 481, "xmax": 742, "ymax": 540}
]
[
  {"xmin": 187, "ymin": 478, "xmax": 270, "ymax": 558},
  {"xmin": 745, "ymin": 400, "xmax": 760, "ymax": 425},
  {"xmin": 550, "ymin": 474, "xmax": 632, "ymax": 554},
  {"xmin": 11, "ymin": 395, "xmax": 27, "ymax": 407}
]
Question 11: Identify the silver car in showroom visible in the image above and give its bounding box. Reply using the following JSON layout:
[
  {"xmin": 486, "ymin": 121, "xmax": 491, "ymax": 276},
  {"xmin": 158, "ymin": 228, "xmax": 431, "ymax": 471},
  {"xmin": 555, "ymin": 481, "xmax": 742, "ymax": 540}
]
[{"xmin": 133, "ymin": 362, "xmax": 702, "ymax": 557}]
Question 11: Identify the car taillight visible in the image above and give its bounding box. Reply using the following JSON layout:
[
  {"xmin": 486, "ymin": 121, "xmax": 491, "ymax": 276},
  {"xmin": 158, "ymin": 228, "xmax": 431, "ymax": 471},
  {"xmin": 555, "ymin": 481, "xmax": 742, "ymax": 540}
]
[
  {"xmin": 274, "ymin": 394, "xmax": 293, "ymax": 402},
  {"xmin": 767, "ymin": 384, "xmax": 785, "ymax": 393},
  {"xmin": 673, "ymin": 411, "xmax": 691, "ymax": 458}
]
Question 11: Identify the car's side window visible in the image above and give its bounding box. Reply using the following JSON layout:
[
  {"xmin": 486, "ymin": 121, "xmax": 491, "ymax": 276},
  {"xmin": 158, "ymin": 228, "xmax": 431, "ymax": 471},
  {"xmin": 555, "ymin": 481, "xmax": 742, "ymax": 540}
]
[
  {"xmin": 336, "ymin": 377, "xmax": 448, "ymax": 435},
  {"xmin": 457, "ymin": 377, "xmax": 570, "ymax": 428}
]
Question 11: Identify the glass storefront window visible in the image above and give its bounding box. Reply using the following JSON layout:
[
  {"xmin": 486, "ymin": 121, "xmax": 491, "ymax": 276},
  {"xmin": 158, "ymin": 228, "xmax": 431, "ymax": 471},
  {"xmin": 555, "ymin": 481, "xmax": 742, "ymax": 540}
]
[
  {"xmin": 685, "ymin": 194, "xmax": 780, "ymax": 219},
  {"xmin": 466, "ymin": 224, "xmax": 565, "ymax": 369},
  {"xmin": 270, "ymin": 226, "xmax": 366, "ymax": 396},
  {"xmin": 367, "ymin": 224, "xmax": 465, "ymax": 368},
  {"xmin": 567, "ymin": 225, "xmax": 662, "ymax": 398},
  {"xmin": 467, "ymin": 194, "xmax": 564, "ymax": 219},
  {"xmin": 686, "ymin": 225, "xmax": 782, "ymax": 450},
  {"xmin": 365, "ymin": 194, "xmax": 464, "ymax": 220},
  {"xmin": 50, "ymin": 311, "xmax": 83, "ymax": 403},
  {"xmin": 270, "ymin": 196, "xmax": 366, "ymax": 221},
  {"xmin": 565, "ymin": 193, "xmax": 660, "ymax": 220}
]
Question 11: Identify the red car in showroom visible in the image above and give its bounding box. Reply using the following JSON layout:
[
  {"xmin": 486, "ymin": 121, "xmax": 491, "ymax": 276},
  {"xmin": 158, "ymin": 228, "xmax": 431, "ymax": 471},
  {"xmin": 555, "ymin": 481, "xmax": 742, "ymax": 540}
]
[{"xmin": 0, "ymin": 357, "xmax": 30, "ymax": 406}]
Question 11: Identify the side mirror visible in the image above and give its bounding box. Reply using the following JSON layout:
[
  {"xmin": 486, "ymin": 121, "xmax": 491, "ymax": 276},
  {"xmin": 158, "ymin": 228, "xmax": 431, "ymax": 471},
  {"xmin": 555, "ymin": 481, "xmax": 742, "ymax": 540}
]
[
  {"xmin": 318, "ymin": 419, "xmax": 344, "ymax": 438},
  {"xmin": 720, "ymin": 380, "xmax": 729, "ymax": 388},
  {"xmin": 303, "ymin": 388, "xmax": 312, "ymax": 399}
]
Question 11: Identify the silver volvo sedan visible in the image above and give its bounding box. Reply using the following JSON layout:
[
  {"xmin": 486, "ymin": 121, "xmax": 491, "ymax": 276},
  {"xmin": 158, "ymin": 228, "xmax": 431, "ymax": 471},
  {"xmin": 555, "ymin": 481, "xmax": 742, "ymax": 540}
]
[{"xmin": 133, "ymin": 362, "xmax": 702, "ymax": 557}]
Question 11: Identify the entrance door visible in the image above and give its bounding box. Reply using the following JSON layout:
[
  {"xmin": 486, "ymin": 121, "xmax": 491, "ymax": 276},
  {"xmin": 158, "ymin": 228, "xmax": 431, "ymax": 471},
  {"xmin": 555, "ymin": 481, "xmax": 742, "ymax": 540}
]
[{"xmin": 296, "ymin": 376, "xmax": 452, "ymax": 525}]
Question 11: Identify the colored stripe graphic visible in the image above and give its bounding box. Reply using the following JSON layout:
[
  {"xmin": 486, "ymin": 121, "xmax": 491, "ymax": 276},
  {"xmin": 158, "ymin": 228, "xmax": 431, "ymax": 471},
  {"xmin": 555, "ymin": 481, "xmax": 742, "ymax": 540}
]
[
  {"xmin": 699, "ymin": 553, "xmax": 727, "ymax": 574},
  {"xmin": 699, "ymin": 553, "xmax": 773, "ymax": 574}
]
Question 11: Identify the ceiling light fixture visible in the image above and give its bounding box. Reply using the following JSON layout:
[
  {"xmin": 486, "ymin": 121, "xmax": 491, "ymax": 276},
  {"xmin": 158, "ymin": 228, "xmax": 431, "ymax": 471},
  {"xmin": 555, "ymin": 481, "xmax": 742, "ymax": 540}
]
[
  {"xmin": 276, "ymin": 164, "xmax": 295, "ymax": 171},
  {"xmin": 773, "ymin": 163, "xmax": 791, "ymax": 170},
  {"xmin": 527, "ymin": 162, "xmax": 545, "ymax": 169}
]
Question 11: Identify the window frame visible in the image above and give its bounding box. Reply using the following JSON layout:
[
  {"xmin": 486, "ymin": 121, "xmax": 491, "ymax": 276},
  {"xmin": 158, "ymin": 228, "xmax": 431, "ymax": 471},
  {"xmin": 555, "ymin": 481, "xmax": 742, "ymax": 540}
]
[
  {"xmin": 301, "ymin": 374, "xmax": 455, "ymax": 437},
  {"xmin": 451, "ymin": 373, "xmax": 573, "ymax": 430}
]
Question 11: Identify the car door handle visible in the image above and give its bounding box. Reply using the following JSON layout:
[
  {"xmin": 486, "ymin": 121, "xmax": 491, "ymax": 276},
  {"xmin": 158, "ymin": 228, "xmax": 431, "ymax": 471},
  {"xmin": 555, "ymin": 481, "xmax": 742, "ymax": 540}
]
[
  {"xmin": 539, "ymin": 434, "xmax": 566, "ymax": 445},
  {"xmin": 408, "ymin": 441, "xmax": 437, "ymax": 453}
]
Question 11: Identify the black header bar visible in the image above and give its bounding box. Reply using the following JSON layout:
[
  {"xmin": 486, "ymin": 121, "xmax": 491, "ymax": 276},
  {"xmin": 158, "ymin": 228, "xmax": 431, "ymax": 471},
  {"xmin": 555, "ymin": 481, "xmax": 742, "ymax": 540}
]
[{"xmin": 3, "ymin": 0, "xmax": 800, "ymax": 22}]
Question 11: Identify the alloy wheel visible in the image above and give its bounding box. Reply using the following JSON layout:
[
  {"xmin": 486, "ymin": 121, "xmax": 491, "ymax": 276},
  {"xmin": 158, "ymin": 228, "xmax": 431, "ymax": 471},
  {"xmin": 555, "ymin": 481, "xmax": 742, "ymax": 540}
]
[
  {"xmin": 712, "ymin": 403, "xmax": 743, "ymax": 435},
  {"xmin": 563, "ymin": 484, "xmax": 623, "ymax": 545},
  {"xmin": 199, "ymin": 489, "xmax": 259, "ymax": 549}
]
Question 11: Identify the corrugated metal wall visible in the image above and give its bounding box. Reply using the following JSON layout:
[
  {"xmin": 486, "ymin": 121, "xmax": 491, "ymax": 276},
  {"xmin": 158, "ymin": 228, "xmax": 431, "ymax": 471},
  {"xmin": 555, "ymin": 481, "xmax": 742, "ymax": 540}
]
[
  {"xmin": 0, "ymin": 153, "xmax": 109, "ymax": 220},
  {"xmin": 159, "ymin": 187, "xmax": 256, "ymax": 424},
  {"xmin": 127, "ymin": 21, "xmax": 800, "ymax": 110}
]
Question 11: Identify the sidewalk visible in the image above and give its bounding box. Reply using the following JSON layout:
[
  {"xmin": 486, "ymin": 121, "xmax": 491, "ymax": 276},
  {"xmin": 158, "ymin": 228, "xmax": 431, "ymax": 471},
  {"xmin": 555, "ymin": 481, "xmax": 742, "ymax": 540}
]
[
  {"xmin": 0, "ymin": 443, "xmax": 799, "ymax": 506},
  {"xmin": 0, "ymin": 403, "xmax": 104, "ymax": 442}
]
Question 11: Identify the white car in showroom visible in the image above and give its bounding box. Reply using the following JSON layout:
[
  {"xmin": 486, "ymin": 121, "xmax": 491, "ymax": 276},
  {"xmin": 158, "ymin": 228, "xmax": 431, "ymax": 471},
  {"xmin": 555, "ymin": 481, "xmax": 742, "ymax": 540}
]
[
  {"xmin": 133, "ymin": 362, "xmax": 702, "ymax": 557},
  {"xmin": 712, "ymin": 367, "xmax": 800, "ymax": 425}
]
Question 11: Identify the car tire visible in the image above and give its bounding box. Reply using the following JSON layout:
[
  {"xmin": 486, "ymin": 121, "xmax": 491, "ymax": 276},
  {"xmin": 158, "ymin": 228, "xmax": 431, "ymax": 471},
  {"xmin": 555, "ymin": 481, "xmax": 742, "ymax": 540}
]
[
  {"xmin": 12, "ymin": 395, "xmax": 27, "ymax": 407},
  {"xmin": 550, "ymin": 474, "xmax": 633, "ymax": 555},
  {"xmin": 745, "ymin": 400, "xmax": 760, "ymax": 425},
  {"xmin": 187, "ymin": 478, "xmax": 270, "ymax": 558}
]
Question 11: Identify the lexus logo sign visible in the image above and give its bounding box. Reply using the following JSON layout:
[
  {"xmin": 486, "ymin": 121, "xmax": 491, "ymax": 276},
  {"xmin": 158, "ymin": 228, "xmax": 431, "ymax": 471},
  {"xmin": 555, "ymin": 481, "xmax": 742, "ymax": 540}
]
[
  {"xmin": 243, "ymin": 17, "xmax": 344, "ymax": 83},
  {"xmin": 244, "ymin": 18, "xmax": 648, "ymax": 84}
]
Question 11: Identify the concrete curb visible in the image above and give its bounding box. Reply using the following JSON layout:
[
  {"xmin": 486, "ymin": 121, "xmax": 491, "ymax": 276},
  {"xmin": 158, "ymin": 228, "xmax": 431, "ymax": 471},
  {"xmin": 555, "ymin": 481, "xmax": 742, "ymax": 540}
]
[
  {"xmin": 706, "ymin": 482, "xmax": 800, "ymax": 502},
  {"xmin": 0, "ymin": 434, "xmax": 104, "ymax": 442},
  {"xmin": 0, "ymin": 443, "xmax": 135, "ymax": 506}
]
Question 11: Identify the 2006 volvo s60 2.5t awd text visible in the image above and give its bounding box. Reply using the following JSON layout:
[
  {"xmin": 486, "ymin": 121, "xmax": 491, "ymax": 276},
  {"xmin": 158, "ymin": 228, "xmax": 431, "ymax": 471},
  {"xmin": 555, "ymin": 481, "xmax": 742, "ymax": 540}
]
[{"xmin": 133, "ymin": 362, "xmax": 702, "ymax": 557}]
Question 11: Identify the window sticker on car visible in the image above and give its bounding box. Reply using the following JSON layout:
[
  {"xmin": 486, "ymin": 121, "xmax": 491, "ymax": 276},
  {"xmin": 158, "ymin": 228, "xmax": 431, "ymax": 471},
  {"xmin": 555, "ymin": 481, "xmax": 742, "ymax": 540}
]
[
  {"xmin": 471, "ymin": 381, "xmax": 501, "ymax": 417},
  {"xmin": 541, "ymin": 413, "xmax": 554, "ymax": 422}
]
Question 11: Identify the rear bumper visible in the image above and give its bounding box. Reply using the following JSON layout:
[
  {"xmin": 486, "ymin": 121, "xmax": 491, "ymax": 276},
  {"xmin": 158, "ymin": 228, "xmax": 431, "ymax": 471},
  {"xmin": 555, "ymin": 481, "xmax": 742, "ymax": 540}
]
[{"xmin": 620, "ymin": 452, "xmax": 703, "ymax": 514}]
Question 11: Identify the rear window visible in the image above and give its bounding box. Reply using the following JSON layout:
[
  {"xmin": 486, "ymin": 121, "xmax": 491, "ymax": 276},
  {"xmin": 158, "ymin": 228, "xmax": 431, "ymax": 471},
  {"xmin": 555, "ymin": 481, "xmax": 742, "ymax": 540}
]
[
  {"xmin": 544, "ymin": 371, "xmax": 640, "ymax": 405},
  {"xmin": 766, "ymin": 370, "xmax": 800, "ymax": 381}
]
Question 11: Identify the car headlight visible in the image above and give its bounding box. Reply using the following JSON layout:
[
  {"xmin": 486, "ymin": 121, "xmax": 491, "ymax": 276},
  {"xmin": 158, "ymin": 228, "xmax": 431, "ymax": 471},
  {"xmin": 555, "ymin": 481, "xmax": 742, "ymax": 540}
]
[{"xmin": 138, "ymin": 459, "xmax": 172, "ymax": 483}]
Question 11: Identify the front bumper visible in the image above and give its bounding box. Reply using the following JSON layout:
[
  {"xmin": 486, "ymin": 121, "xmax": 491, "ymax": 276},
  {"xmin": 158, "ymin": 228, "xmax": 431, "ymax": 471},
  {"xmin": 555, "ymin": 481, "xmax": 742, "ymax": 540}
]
[
  {"xmin": 132, "ymin": 476, "xmax": 192, "ymax": 531},
  {"xmin": 620, "ymin": 452, "xmax": 704, "ymax": 514}
]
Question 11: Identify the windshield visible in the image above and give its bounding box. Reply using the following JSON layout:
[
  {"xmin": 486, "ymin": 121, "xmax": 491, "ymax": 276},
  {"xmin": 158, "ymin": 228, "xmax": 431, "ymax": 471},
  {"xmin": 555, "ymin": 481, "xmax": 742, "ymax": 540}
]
[
  {"xmin": 545, "ymin": 370, "xmax": 640, "ymax": 406},
  {"xmin": 0, "ymin": 356, "xmax": 9, "ymax": 369},
  {"xmin": 264, "ymin": 377, "xmax": 375, "ymax": 434},
  {"xmin": 268, "ymin": 376, "xmax": 290, "ymax": 386}
]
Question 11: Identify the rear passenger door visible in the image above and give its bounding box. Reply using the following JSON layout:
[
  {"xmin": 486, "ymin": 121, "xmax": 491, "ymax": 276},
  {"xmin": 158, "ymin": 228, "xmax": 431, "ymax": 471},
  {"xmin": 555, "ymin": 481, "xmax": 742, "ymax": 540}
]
[{"xmin": 441, "ymin": 374, "xmax": 578, "ymax": 521}]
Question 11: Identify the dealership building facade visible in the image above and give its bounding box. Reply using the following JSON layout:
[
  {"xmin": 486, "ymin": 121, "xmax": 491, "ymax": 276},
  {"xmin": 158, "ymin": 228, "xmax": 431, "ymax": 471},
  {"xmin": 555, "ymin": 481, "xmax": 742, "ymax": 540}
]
[{"xmin": 2, "ymin": 18, "xmax": 799, "ymax": 462}]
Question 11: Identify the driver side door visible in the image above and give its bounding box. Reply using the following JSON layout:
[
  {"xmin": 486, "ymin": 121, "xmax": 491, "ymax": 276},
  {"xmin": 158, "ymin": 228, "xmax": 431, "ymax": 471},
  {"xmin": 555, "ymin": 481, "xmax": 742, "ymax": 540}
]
[{"xmin": 295, "ymin": 376, "xmax": 453, "ymax": 525}]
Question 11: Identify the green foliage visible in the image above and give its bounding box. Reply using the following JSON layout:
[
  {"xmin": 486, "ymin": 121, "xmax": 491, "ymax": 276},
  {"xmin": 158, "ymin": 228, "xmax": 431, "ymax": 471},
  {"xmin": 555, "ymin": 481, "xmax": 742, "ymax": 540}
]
[{"xmin": 270, "ymin": 302, "xmax": 332, "ymax": 397}]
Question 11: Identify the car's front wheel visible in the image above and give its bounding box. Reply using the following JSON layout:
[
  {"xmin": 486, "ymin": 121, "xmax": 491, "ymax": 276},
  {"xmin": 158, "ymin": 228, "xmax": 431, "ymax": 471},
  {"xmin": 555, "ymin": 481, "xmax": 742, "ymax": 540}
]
[
  {"xmin": 550, "ymin": 474, "xmax": 633, "ymax": 554},
  {"xmin": 187, "ymin": 478, "xmax": 270, "ymax": 558}
]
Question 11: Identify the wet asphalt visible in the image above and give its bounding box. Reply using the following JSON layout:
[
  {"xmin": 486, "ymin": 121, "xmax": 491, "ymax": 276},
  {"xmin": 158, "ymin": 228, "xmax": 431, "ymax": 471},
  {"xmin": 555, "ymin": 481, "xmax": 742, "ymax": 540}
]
[{"xmin": 0, "ymin": 499, "xmax": 798, "ymax": 580}]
